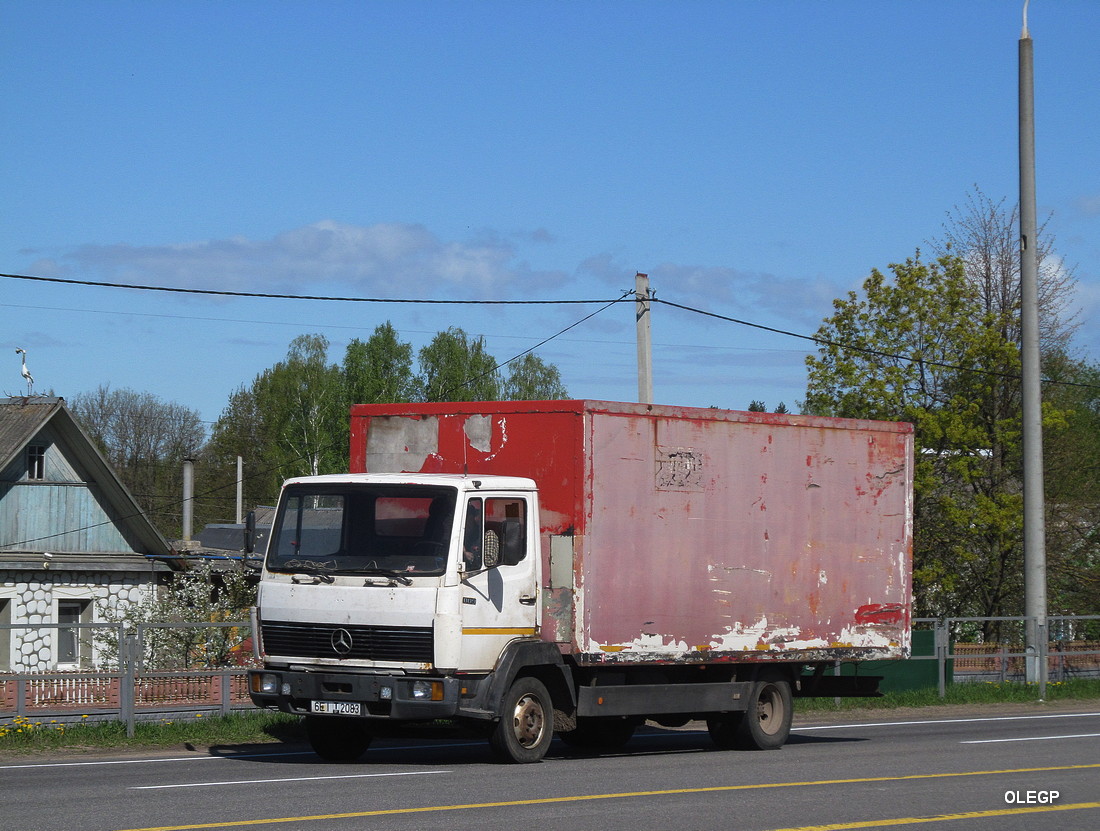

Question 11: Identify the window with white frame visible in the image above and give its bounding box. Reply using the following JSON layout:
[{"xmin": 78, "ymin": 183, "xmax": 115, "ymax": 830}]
[
  {"xmin": 56, "ymin": 599, "xmax": 93, "ymax": 669},
  {"xmin": 27, "ymin": 444, "xmax": 46, "ymax": 480},
  {"xmin": 0, "ymin": 598, "xmax": 10, "ymax": 672}
]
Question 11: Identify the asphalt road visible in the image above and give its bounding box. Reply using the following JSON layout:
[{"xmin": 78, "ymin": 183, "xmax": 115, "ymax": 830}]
[{"xmin": 2, "ymin": 705, "xmax": 1098, "ymax": 831}]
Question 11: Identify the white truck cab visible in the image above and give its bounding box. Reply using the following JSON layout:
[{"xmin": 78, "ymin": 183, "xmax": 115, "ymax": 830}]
[{"xmin": 249, "ymin": 473, "xmax": 554, "ymax": 761}]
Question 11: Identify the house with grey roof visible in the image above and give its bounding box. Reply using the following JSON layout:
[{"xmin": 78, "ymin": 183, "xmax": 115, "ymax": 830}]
[{"xmin": 1, "ymin": 396, "xmax": 181, "ymax": 671}]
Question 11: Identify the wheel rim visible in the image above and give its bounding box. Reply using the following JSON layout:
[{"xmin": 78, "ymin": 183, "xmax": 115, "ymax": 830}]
[
  {"xmin": 756, "ymin": 685, "xmax": 784, "ymax": 736},
  {"xmin": 512, "ymin": 692, "xmax": 546, "ymax": 748}
]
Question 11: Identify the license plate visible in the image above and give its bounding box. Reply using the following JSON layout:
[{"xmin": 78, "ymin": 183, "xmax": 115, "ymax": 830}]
[{"xmin": 310, "ymin": 700, "xmax": 361, "ymax": 715}]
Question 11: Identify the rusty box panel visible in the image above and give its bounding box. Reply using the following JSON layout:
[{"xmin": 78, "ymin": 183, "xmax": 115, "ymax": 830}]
[{"xmin": 350, "ymin": 400, "xmax": 913, "ymax": 665}]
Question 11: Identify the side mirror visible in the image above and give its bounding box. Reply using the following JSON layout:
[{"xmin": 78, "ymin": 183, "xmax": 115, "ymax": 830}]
[
  {"xmin": 482, "ymin": 532, "xmax": 500, "ymax": 569},
  {"xmin": 244, "ymin": 510, "xmax": 256, "ymax": 554}
]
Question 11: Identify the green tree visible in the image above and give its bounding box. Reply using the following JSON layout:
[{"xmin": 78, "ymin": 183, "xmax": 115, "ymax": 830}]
[
  {"xmin": 804, "ymin": 252, "xmax": 1034, "ymax": 626},
  {"xmin": 1041, "ymin": 354, "xmax": 1100, "ymax": 615},
  {"xmin": 418, "ymin": 327, "xmax": 502, "ymax": 401},
  {"xmin": 202, "ymin": 384, "xmax": 280, "ymax": 522},
  {"xmin": 252, "ymin": 334, "xmax": 345, "ymax": 477},
  {"xmin": 502, "ymin": 353, "xmax": 569, "ymax": 400},
  {"xmin": 343, "ymin": 322, "xmax": 417, "ymax": 405}
]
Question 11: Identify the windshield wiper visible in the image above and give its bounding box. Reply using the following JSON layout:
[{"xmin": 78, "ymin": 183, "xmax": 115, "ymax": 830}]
[
  {"xmin": 279, "ymin": 559, "xmax": 337, "ymax": 583},
  {"xmin": 341, "ymin": 566, "xmax": 414, "ymax": 586}
]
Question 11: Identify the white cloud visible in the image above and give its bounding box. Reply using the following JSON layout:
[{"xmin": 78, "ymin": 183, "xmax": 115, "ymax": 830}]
[
  {"xmin": 1077, "ymin": 194, "xmax": 1100, "ymax": 216},
  {"xmin": 40, "ymin": 220, "xmax": 570, "ymax": 299}
]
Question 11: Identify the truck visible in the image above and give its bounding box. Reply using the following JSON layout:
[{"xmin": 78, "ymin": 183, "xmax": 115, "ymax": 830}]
[{"xmin": 248, "ymin": 400, "xmax": 913, "ymax": 763}]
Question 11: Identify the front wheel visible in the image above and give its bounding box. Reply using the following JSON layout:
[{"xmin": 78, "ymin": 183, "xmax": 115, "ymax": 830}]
[
  {"xmin": 489, "ymin": 677, "xmax": 554, "ymax": 763},
  {"xmin": 306, "ymin": 716, "xmax": 371, "ymax": 762}
]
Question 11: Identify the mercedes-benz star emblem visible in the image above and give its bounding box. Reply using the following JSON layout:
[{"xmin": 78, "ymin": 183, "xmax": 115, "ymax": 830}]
[{"xmin": 330, "ymin": 628, "xmax": 353, "ymax": 655}]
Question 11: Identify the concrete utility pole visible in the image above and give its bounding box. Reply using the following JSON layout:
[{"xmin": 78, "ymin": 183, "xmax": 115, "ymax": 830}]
[
  {"xmin": 1018, "ymin": 0, "xmax": 1047, "ymax": 688},
  {"xmin": 182, "ymin": 457, "xmax": 195, "ymax": 545},
  {"xmin": 635, "ymin": 272, "xmax": 653, "ymax": 404},
  {"xmin": 236, "ymin": 455, "xmax": 244, "ymax": 525}
]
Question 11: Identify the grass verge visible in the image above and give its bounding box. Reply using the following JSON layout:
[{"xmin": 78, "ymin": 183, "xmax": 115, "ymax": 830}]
[
  {"xmin": 0, "ymin": 710, "xmax": 304, "ymax": 755},
  {"xmin": 794, "ymin": 677, "xmax": 1100, "ymax": 712}
]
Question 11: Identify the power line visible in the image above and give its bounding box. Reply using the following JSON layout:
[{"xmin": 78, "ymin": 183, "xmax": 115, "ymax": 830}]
[
  {"xmin": 0, "ymin": 272, "xmax": 627, "ymax": 305},
  {"xmin": 653, "ymin": 297, "xmax": 1100, "ymax": 393}
]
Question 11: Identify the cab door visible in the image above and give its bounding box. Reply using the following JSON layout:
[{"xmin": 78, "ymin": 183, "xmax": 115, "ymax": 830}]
[{"xmin": 457, "ymin": 493, "xmax": 538, "ymax": 670}]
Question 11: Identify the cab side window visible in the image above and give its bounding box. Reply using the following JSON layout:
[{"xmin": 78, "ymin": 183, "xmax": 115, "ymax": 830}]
[
  {"xmin": 464, "ymin": 497, "xmax": 527, "ymax": 570},
  {"xmin": 485, "ymin": 498, "xmax": 527, "ymax": 567}
]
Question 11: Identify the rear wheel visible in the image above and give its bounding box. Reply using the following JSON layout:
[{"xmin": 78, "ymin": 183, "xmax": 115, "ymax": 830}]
[
  {"xmin": 306, "ymin": 716, "xmax": 371, "ymax": 762},
  {"xmin": 489, "ymin": 677, "xmax": 554, "ymax": 763},
  {"xmin": 734, "ymin": 679, "xmax": 792, "ymax": 750}
]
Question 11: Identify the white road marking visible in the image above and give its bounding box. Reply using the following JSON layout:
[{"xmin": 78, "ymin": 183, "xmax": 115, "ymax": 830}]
[
  {"xmin": 130, "ymin": 769, "xmax": 448, "ymax": 789},
  {"xmin": 960, "ymin": 732, "xmax": 1100, "ymax": 744},
  {"xmin": 0, "ymin": 740, "xmax": 486, "ymax": 770},
  {"xmin": 0, "ymin": 750, "xmax": 313, "ymax": 769},
  {"xmin": 792, "ymin": 711, "xmax": 1100, "ymax": 731}
]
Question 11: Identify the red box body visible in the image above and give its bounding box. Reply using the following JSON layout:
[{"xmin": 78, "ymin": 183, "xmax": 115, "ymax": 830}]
[{"xmin": 350, "ymin": 400, "xmax": 913, "ymax": 665}]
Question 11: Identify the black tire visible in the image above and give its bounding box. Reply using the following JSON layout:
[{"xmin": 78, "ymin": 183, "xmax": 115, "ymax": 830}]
[
  {"xmin": 732, "ymin": 679, "xmax": 792, "ymax": 750},
  {"xmin": 558, "ymin": 717, "xmax": 637, "ymax": 749},
  {"xmin": 489, "ymin": 677, "xmax": 554, "ymax": 763},
  {"xmin": 306, "ymin": 716, "xmax": 371, "ymax": 762},
  {"xmin": 705, "ymin": 712, "xmax": 746, "ymax": 750}
]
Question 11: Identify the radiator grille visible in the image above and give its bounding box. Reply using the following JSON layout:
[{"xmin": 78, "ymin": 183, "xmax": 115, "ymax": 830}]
[{"xmin": 261, "ymin": 621, "xmax": 433, "ymax": 664}]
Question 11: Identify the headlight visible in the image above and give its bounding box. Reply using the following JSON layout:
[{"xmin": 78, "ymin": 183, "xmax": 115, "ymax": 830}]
[
  {"xmin": 410, "ymin": 680, "xmax": 443, "ymax": 701},
  {"xmin": 251, "ymin": 672, "xmax": 280, "ymax": 694}
]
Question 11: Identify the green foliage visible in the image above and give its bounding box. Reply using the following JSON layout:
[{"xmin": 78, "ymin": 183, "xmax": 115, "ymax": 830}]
[
  {"xmin": 502, "ymin": 353, "xmax": 569, "ymax": 400},
  {"xmin": 1041, "ymin": 354, "xmax": 1100, "ymax": 615},
  {"xmin": 252, "ymin": 334, "xmax": 346, "ymax": 478},
  {"xmin": 202, "ymin": 383, "xmax": 280, "ymax": 523},
  {"xmin": 418, "ymin": 327, "xmax": 502, "ymax": 401},
  {"xmin": 343, "ymin": 323, "xmax": 417, "ymax": 405}
]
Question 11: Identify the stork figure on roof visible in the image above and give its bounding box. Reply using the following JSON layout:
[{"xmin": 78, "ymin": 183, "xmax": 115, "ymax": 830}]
[{"xmin": 15, "ymin": 348, "xmax": 34, "ymax": 395}]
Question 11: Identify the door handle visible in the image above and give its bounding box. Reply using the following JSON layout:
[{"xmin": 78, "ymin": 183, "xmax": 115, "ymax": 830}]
[{"xmin": 519, "ymin": 595, "xmax": 537, "ymax": 606}]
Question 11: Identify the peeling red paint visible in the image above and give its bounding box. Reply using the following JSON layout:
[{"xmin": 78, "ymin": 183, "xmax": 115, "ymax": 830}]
[{"xmin": 854, "ymin": 603, "xmax": 907, "ymax": 626}]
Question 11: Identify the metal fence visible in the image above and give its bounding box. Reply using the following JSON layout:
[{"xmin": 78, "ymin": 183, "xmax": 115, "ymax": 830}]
[
  {"xmin": 1, "ymin": 620, "xmax": 257, "ymax": 736},
  {"xmin": 911, "ymin": 615, "xmax": 1100, "ymax": 698}
]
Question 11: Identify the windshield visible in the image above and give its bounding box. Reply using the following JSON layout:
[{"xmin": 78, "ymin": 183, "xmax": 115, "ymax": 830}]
[{"xmin": 266, "ymin": 484, "xmax": 457, "ymax": 577}]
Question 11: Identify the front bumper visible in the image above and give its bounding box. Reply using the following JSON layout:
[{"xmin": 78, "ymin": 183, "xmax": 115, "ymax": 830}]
[{"xmin": 248, "ymin": 668, "xmax": 467, "ymax": 721}]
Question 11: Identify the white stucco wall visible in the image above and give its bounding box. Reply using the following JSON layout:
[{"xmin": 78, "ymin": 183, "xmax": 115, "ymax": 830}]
[{"xmin": 0, "ymin": 571, "xmax": 156, "ymax": 671}]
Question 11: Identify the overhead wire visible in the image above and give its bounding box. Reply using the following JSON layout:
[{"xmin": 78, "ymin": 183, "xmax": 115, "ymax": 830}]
[{"xmin": 0, "ymin": 272, "xmax": 618, "ymax": 305}]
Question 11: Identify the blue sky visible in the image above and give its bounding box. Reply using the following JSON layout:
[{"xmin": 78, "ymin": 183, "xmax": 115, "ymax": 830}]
[{"xmin": 4, "ymin": 0, "xmax": 1099, "ymax": 429}]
